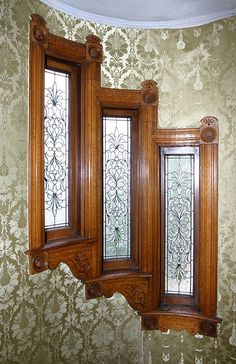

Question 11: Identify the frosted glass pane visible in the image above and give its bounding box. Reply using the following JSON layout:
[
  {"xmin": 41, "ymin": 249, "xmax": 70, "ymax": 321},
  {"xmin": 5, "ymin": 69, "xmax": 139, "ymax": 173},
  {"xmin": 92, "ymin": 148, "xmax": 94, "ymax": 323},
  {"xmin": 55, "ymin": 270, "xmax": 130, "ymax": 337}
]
[
  {"xmin": 165, "ymin": 155, "xmax": 194, "ymax": 295},
  {"xmin": 103, "ymin": 116, "xmax": 131, "ymax": 259},
  {"xmin": 44, "ymin": 69, "xmax": 69, "ymax": 229}
]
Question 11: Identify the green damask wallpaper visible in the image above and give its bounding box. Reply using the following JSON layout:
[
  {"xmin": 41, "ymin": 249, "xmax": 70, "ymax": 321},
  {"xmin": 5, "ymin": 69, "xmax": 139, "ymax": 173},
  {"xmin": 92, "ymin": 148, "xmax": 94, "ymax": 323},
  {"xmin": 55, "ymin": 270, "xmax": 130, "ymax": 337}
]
[{"xmin": 0, "ymin": 0, "xmax": 235, "ymax": 363}]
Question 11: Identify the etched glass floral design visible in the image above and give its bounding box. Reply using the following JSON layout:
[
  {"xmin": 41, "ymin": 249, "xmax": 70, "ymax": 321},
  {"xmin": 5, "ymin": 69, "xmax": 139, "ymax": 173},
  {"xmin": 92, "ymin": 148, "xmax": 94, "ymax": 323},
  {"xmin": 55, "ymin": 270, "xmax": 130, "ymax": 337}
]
[
  {"xmin": 44, "ymin": 69, "xmax": 69, "ymax": 228},
  {"xmin": 165, "ymin": 154, "xmax": 195, "ymax": 295},
  {"xmin": 103, "ymin": 116, "xmax": 131, "ymax": 259}
]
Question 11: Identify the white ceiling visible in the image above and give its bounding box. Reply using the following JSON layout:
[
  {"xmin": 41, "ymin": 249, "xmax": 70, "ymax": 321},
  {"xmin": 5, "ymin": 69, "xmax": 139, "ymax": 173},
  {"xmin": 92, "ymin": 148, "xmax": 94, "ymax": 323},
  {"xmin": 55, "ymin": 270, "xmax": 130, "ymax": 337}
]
[{"xmin": 41, "ymin": 0, "xmax": 236, "ymax": 28}]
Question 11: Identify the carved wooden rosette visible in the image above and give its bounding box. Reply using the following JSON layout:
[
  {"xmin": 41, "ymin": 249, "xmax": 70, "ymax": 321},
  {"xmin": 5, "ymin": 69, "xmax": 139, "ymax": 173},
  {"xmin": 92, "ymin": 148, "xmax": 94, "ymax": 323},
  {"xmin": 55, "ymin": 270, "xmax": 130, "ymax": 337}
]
[
  {"xmin": 30, "ymin": 251, "xmax": 48, "ymax": 272},
  {"xmin": 200, "ymin": 116, "xmax": 218, "ymax": 144},
  {"xmin": 86, "ymin": 34, "xmax": 103, "ymax": 62},
  {"xmin": 30, "ymin": 14, "xmax": 49, "ymax": 47},
  {"xmin": 141, "ymin": 80, "xmax": 158, "ymax": 105}
]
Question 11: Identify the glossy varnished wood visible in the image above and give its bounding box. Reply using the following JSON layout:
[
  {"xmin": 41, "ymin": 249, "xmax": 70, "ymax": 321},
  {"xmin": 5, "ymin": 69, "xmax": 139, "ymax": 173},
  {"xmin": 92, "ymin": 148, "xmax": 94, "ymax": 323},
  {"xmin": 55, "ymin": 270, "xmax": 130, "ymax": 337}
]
[{"xmin": 27, "ymin": 15, "xmax": 221, "ymax": 336}]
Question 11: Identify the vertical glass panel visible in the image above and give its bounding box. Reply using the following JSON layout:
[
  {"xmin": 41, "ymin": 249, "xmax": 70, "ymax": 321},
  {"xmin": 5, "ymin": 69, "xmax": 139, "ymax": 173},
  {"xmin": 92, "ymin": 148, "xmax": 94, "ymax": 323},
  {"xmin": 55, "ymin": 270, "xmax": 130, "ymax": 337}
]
[
  {"xmin": 165, "ymin": 154, "xmax": 194, "ymax": 295},
  {"xmin": 103, "ymin": 116, "xmax": 131, "ymax": 259},
  {"xmin": 44, "ymin": 69, "xmax": 69, "ymax": 228}
]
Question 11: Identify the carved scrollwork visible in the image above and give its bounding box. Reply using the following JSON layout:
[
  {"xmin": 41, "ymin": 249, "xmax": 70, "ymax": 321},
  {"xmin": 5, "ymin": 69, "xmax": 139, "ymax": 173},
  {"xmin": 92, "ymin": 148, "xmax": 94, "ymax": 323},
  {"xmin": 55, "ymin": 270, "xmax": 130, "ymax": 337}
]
[
  {"xmin": 86, "ymin": 35, "xmax": 103, "ymax": 62},
  {"xmin": 47, "ymin": 246, "xmax": 92, "ymax": 279},
  {"xmin": 200, "ymin": 116, "xmax": 218, "ymax": 144},
  {"xmin": 74, "ymin": 253, "xmax": 90, "ymax": 274},
  {"xmin": 123, "ymin": 284, "xmax": 147, "ymax": 305},
  {"xmin": 141, "ymin": 80, "xmax": 158, "ymax": 105},
  {"xmin": 30, "ymin": 13, "xmax": 48, "ymax": 47}
]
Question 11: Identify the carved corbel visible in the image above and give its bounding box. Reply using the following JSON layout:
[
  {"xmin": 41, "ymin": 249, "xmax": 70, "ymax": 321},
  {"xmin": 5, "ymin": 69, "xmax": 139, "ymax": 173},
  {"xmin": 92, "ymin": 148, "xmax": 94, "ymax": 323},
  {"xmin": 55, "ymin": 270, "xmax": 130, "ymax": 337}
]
[
  {"xmin": 141, "ymin": 80, "xmax": 158, "ymax": 106},
  {"xmin": 85, "ymin": 276, "xmax": 151, "ymax": 312},
  {"xmin": 47, "ymin": 244, "xmax": 93, "ymax": 281},
  {"xmin": 30, "ymin": 13, "xmax": 49, "ymax": 47},
  {"xmin": 85, "ymin": 35, "xmax": 103, "ymax": 62},
  {"xmin": 200, "ymin": 116, "xmax": 218, "ymax": 144}
]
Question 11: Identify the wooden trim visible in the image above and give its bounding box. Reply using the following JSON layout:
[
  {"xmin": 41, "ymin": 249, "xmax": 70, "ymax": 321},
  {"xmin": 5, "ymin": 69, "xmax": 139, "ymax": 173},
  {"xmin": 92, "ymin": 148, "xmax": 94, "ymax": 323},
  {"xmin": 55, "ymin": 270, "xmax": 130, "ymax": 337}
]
[
  {"xmin": 28, "ymin": 15, "xmax": 101, "ymax": 281},
  {"xmin": 27, "ymin": 14, "xmax": 221, "ymax": 336},
  {"xmin": 199, "ymin": 143, "xmax": 218, "ymax": 316},
  {"xmin": 141, "ymin": 311, "xmax": 222, "ymax": 337},
  {"xmin": 28, "ymin": 35, "xmax": 45, "ymax": 249},
  {"xmin": 152, "ymin": 128, "xmax": 200, "ymax": 145},
  {"xmin": 44, "ymin": 57, "xmax": 80, "ymax": 243},
  {"xmin": 159, "ymin": 146, "xmax": 199, "ymax": 308},
  {"xmin": 102, "ymin": 109, "xmax": 139, "ymax": 272},
  {"xmin": 47, "ymin": 34, "xmax": 86, "ymax": 63}
]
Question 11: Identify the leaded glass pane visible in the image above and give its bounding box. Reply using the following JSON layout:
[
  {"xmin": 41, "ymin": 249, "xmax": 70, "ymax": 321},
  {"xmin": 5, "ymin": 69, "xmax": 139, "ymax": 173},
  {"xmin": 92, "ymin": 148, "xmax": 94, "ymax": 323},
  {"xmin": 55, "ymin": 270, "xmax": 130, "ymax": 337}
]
[
  {"xmin": 103, "ymin": 116, "xmax": 131, "ymax": 259},
  {"xmin": 44, "ymin": 69, "xmax": 69, "ymax": 228},
  {"xmin": 165, "ymin": 154, "xmax": 194, "ymax": 295}
]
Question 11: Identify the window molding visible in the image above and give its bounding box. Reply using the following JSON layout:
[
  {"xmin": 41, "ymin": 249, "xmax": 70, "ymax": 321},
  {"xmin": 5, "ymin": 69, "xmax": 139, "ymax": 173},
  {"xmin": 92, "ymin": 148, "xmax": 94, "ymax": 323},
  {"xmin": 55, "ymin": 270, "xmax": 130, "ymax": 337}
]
[{"xmin": 27, "ymin": 14, "xmax": 222, "ymax": 336}]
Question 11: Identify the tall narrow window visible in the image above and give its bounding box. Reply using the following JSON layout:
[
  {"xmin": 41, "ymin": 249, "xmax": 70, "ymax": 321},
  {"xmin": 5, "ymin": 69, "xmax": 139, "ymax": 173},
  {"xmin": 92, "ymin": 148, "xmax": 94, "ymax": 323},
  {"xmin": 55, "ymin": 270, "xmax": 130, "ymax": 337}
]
[
  {"xmin": 44, "ymin": 69, "xmax": 69, "ymax": 228},
  {"xmin": 161, "ymin": 147, "xmax": 199, "ymax": 305},
  {"xmin": 43, "ymin": 57, "xmax": 80, "ymax": 242},
  {"xmin": 103, "ymin": 116, "xmax": 131, "ymax": 259},
  {"xmin": 102, "ymin": 109, "xmax": 138, "ymax": 271}
]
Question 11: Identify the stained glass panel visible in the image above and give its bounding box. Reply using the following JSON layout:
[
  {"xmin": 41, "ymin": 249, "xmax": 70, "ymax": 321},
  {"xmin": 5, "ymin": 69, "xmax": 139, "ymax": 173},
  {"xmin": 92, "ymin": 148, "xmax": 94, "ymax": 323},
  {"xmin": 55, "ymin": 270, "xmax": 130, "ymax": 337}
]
[
  {"xmin": 164, "ymin": 154, "xmax": 195, "ymax": 295},
  {"xmin": 103, "ymin": 116, "xmax": 131, "ymax": 259},
  {"xmin": 44, "ymin": 69, "xmax": 69, "ymax": 228}
]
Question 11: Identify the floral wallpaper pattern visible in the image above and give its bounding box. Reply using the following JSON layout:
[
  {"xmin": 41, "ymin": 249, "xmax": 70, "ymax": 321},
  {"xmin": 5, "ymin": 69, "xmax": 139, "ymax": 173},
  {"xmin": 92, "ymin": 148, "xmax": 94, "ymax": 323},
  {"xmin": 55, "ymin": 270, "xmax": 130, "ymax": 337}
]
[{"xmin": 0, "ymin": 0, "xmax": 235, "ymax": 363}]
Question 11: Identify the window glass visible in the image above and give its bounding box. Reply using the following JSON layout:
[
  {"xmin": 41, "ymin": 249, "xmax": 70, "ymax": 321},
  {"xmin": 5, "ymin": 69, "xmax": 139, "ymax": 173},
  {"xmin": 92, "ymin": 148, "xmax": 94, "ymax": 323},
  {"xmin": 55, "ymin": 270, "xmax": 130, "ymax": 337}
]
[
  {"xmin": 44, "ymin": 69, "xmax": 69, "ymax": 228},
  {"xmin": 103, "ymin": 116, "xmax": 131, "ymax": 259},
  {"xmin": 164, "ymin": 154, "xmax": 195, "ymax": 295}
]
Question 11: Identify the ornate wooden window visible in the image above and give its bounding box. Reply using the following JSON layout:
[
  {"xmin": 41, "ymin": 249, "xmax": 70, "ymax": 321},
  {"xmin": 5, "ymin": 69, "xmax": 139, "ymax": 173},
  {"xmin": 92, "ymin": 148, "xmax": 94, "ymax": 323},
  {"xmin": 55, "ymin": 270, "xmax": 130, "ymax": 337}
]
[{"xmin": 27, "ymin": 14, "xmax": 222, "ymax": 336}]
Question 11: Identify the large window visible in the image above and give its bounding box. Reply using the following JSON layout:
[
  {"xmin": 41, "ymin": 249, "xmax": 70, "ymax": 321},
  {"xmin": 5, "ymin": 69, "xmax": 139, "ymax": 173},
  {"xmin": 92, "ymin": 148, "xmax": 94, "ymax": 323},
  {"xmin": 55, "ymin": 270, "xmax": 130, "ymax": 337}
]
[{"xmin": 27, "ymin": 14, "xmax": 221, "ymax": 337}]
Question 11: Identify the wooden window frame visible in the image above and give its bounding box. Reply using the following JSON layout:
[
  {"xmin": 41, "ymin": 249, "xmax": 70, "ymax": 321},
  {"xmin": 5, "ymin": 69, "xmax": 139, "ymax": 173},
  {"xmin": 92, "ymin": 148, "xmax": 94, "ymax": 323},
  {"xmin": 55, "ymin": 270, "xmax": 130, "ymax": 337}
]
[
  {"xmin": 102, "ymin": 108, "xmax": 139, "ymax": 272},
  {"xmin": 44, "ymin": 57, "xmax": 80, "ymax": 243},
  {"xmin": 160, "ymin": 146, "xmax": 199, "ymax": 308},
  {"xmin": 26, "ymin": 14, "xmax": 222, "ymax": 337}
]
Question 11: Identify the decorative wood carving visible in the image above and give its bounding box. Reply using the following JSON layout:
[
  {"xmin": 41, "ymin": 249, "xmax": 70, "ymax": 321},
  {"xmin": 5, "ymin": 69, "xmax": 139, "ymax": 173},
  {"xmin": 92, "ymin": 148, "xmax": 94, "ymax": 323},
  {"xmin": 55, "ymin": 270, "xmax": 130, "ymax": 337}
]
[
  {"xmin": 141, "ymin": 313, "xmax": 220, "ymax": 337},
  {"xmin": 141, "ymin": 80, "xmax": 158, "ymax": 105},
  {"xmin": 123, "ymin": 284, "xmax": 147, "ymax": 305},
  {"xmin": 27, "ymin": 241, "xmax": 95, "ymax": 281},
  {"xmin": 200, "ymin": 116, "xmax": 218, "ymax": 144},
  {"xmin": 30, "ymin": 13, "xmax": 49, "ymax": 47},
  {"xmin": 201, "ymin": 320, "xmax": 217, "ymax": 336},
  {"xmin": 86, "ymin": 283, "xmax": 102, "ymax": 298},
  {"xmin": 85, "ymin": 34, "xmax": 103, "ymax": 62},
  {"xmin": 28, "ymin": 14, "xmax": 221, "ymax": 336},
  {"xmin": 85, "ymin": 275, "xmax": 152, "ymax": 312},
  {"xmin": 142, "ymin": 316, "xmax": 158, "ymax": 330},
  {"xmin": 31, "ymin": 252, "xmax": 48, "ymax": 272}
]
